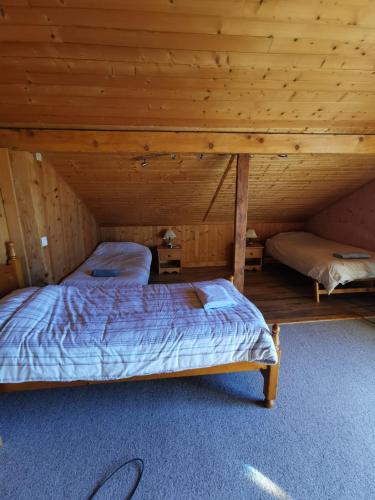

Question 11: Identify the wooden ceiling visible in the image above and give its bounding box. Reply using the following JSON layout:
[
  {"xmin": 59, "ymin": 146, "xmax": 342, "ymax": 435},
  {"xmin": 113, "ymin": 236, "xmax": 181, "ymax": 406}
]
[
  {"xmin": 1, "ymin": 0, "xmax": 375, "ymax": 133},
  {"xmin": 46, "ymin": 153, "xmax": 375, "ymax": 225}
]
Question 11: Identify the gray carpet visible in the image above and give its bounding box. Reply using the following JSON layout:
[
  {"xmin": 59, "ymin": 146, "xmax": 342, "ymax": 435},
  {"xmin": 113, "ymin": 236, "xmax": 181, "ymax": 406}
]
[{"xmin": 0, "ymin": 319, "xmax": 375, "ymax": 500}]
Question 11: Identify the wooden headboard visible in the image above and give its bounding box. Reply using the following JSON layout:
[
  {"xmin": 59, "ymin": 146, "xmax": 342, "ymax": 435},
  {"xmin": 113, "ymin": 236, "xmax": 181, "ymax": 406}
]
[{"xmin": 0, "ymin": 242, "xmax": 25, "ymax": 298}]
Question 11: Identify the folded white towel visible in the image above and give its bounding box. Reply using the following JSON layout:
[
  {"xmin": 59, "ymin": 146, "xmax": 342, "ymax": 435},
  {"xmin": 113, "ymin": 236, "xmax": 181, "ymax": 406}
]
[{"xmin": 195, "ymin": 284, "xmax": 237, "ymax": 310}]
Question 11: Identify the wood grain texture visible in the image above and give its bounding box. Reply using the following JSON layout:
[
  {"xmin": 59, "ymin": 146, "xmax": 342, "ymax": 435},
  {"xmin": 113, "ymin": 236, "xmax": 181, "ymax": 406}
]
[
  {"xmin": 203, "ymin": 154, "xmax": 235, "ymax": 222},
  {"xmin": 0, "ymin": 148, "xmax": 31, "ymax": 282},
  {"xmin": 233, "ymin": 154, "xmax": 249, "ymax": 292},
  {"xmin": 208, "ymin": 153, "xmax": 375, "ymax": 222},
  {"xmin": 0, "ymin": 262, "xmax": 19, "ymax": 299},
  {"xmin": 1, "ymin": 130, "xmax": 375, "ymax": 154},
  {"xmin": 307, "ymin": 178, "xmax": 375, "ymax": 252},
  {"xmin": 45, "ymin": 152, "xmax": 375, "ymax": 225},
  {"xmin": 0, "ymin": 195, "xmax": 10, "ymax": 265},
  {"xmin": 100, "ymin": 222, "xmax": 304, "ymax": 268},
  {"xmin": 0, "ymin": 2, "xmax": 374, "ymax": 132},
  {"xmin": 149, "ymin": 264, "xmax": 375, "ymax": 325},
  {"xmin": 9, "ymin": 151, "xmax": 99, "ymax": 285}
]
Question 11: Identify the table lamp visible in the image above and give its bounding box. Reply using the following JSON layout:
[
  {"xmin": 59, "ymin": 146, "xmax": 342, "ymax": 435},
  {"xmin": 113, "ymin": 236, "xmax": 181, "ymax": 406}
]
[
  {"xmin": 163, "ymin": 228, "xmax": 177, "ymax": 248},
  {"xmin": 246, "ymin": 228, "xmax": 258, "ymax": 246}
]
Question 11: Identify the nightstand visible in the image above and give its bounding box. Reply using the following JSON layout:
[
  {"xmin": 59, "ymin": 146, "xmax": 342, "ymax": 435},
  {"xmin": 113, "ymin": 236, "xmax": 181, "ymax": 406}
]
[
  {"xmin": 245, "ymin": 244, "xmax": 264, "ymax": 271},
  {"xmin": 157, "ymin": 245, "xmax": 182, "ymax": 274}
]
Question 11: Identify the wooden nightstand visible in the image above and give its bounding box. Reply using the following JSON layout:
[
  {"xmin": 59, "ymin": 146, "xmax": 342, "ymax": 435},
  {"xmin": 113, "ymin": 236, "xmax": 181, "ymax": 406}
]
[
  {"xmin": 157, "ymin": 245, "xmax": 182, "ymax": 274},
  {"xmin": 245, "ymin": 244, "xmax": 264, "ymax": 271}
]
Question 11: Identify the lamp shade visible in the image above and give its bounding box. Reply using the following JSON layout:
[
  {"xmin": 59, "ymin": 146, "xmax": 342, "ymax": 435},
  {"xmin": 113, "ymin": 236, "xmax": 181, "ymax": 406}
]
[
  {"xmin": 163, "ymin": 229, "xmax": 176, "ymax": 240},
  {"xmin": 246, "ymin": 228, "xmax": 257, "ymax": 239}
]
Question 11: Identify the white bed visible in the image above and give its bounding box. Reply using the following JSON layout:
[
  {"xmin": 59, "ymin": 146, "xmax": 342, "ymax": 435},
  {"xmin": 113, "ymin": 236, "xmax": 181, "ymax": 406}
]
[
  {"xmin": 0, "ymin": 245, "xmax": 281, "ymax": 408},
  {"xmin": 266, "ymin": 232, "xmax": 375, "ymax": 296},
  {"xmin": 0, "ymin": 279, "xmax": 277, "ymax": 384},
  {"xmin": 61, "ymin": 242, "xmax": 152, "ymax": 287}
]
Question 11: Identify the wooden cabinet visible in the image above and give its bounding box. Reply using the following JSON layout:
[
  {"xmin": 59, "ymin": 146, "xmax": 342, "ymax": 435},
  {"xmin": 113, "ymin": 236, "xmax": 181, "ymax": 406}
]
[
  {"xmin": 245, "ymin": 244, "xmax": 264, "ymax": 272},
  {"xmin": 157, "ymin": 245, "xmax": 182, "ymax": 274}
]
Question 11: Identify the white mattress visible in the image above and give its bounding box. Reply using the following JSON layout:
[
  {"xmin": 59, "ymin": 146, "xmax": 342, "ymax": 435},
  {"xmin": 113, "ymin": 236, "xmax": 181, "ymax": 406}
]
[
  {"xmin": 0, "ymin": 280, "xmax": 277, "ymax": 384},
  {"xmin": 61, "ymin": 242, "xmax": 152, "ymax": 287},
  {"xmin": 266, "ymin": 232, "xmax": 375, "ymax": 294}
]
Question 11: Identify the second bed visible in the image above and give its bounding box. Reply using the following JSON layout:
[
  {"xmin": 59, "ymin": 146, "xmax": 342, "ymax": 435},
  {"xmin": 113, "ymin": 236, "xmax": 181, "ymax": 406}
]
[
  {"xmin": 266, "ymin": 231, "xmax": 375, "ymax": 302},
  {"xmin": 61, "ymin": 241, "xmax": 152, "ymax": 287}
]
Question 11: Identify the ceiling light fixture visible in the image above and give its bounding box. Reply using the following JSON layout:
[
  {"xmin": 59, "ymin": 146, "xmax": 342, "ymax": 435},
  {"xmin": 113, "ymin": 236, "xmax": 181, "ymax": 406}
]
[
  {"xmin": 140, "ymin": 159, "xmax": 148, "ymax": 167},
  {"xmin": 278, "ymin": 154, "xmax": 288, "ymax": 158}
]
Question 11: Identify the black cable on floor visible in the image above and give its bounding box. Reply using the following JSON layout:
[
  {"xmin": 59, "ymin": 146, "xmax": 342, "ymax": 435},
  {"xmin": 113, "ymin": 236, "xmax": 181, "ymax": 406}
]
[{"xmin": 88, "ymin": 458, "xmax": 144, "ymax": 500}]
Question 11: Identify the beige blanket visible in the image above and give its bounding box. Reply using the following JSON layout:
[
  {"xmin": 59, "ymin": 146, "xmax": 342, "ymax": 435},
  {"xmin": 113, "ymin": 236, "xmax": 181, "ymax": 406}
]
[{"xmin": 266, "ymin": 232, "xmax": 375, "ymax": 293}]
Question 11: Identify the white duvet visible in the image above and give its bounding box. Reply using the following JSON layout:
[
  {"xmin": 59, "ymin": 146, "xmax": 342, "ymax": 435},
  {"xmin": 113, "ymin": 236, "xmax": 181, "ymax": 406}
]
[
  {"xmin": 61, "ymin": 242, "xmax": 152, "ymax": 287},
  {"xmin": 0, "ymin": 280, "xmax": 277, "ymax": 384},
  {"xmin": 266, "ymin": 232, "xmax": 375, "ymax": 293}
]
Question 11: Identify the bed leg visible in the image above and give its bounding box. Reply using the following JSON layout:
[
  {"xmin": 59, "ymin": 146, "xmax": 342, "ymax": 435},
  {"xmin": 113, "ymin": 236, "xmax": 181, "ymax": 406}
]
[
  {"xmin": 262, "ymin": 324, "xmax": 281, "ymax": 409},
  {"xmin": 262, "ymin": 364, "xmax": 279, "ymax": 408},
  {"xmin": 314, "ymin": 281, "xmax": 320, "ymax": 304}
]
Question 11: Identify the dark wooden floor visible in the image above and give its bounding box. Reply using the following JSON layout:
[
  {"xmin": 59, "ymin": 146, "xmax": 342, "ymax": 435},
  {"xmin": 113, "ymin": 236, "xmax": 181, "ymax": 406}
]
[{"xmin": 150, "ymin": 263, "xmax": 375, "ymax": 325}]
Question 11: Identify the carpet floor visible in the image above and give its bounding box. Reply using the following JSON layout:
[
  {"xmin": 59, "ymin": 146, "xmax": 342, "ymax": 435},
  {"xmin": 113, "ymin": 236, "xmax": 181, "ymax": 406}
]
[{"xmin": 0, "ymin": 319, "xmax": 374, "ymax": 500}]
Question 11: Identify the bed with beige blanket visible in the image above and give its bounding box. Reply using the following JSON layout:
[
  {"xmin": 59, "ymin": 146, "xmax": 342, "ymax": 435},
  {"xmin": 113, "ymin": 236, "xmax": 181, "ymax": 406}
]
[{"xmin": 266, "ymin": 232, "xmax": 375, "ymax": 302}]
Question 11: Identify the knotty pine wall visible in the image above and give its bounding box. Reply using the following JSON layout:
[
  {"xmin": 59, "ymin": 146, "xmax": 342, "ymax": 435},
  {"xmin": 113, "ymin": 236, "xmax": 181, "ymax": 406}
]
[
  {"xmin": 101, "ymin": 222, "xmax": 304, "ymax": 268},
  {"xmin": 307, "ymin": 178, "xmax": 375, "ymax": 252},
  {"xmin": 7, "ymin": 151, "xmax": 99, "ymax": 285},
  {"xmin": 0, "ymin": 194, "xmax": 10, "ymax": 265}
]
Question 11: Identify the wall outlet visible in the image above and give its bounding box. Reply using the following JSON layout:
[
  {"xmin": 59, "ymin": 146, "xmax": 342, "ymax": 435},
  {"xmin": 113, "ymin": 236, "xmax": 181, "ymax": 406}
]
[
  {"xmin": 35, "ymin": 152, "xmax": 43, "ymax": 162},
  {"xmin": 40, "ymin": 236, "xmax": 48, "ymax": 247}
]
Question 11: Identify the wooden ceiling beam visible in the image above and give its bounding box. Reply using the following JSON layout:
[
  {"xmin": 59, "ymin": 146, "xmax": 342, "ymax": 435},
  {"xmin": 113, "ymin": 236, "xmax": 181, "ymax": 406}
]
[
  {"xmin": 203, "ymin": 154, "xmax": 235, "ymax": 222},
  {"xmin": 1, "ymin": 129, "xmax": 375, "ymax": 154}
]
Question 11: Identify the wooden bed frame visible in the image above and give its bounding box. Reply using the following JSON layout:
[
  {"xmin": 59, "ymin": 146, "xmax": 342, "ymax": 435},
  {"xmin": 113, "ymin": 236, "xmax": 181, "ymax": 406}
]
[
  {"xmin": 0, "ymin": 242, "xmax": 25, "ymax": 298},
  {"xmin": 0, "ymin": 241, "xmax": 281, "ymax": 409},
  {"xmin": 313, "ymin": 278, "xmax": 375, "ymax": 304}
]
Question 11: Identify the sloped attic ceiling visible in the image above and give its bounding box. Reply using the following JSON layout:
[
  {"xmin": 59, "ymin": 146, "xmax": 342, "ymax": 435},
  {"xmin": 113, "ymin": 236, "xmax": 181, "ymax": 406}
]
[
  {"xmin": 0, "ymin": 1, "xmax": 374, "ymax": 133},
  {"xmin": 45, "ymin": 153, "xmax": 375, "ymax": 226}
]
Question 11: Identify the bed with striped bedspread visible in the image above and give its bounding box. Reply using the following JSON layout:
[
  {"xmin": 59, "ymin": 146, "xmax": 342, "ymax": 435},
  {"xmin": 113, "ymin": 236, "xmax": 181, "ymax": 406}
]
[
  {"xmin": 0, "ymin": 279, "xmax": 277, "ymax": 384},
  {"xmin": 61, "ymin": 242, "xmax": 152, "ymax": 287}
]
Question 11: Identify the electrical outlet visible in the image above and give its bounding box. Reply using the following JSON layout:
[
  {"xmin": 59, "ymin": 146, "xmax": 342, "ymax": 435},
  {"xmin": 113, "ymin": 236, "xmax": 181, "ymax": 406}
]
[
  {"xmin": 40, "ymin": 236, "xmax": 48, "ymax": 247},
  {"xmin": 35, "ymin": 152, "xmax": 43, "ymax": 162}
]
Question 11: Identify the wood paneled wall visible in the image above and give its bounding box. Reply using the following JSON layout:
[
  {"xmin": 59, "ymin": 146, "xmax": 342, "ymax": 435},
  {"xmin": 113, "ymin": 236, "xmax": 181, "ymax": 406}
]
[
  {"xmin": 0, "ymin": 194, "xmax": 10, "ymax": 265},
  {"xmin": 9, "ymin": 151, "xmax": 99, "ymax": 285},
  {"xmin": 101, "ymin": 222, "xmax": 304, "ymax": 267},
  {"xmin": 0, "ymin": 148, "xmax": 31, "ymax": 280},
  {"xmin": 307, "ymin": 178, "xmax": 375, "ymax": 252}
]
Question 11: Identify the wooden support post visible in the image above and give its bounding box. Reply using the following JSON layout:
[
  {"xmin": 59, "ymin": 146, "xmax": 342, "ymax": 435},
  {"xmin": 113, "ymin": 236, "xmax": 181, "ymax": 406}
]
[
  {"xmin": 262, "ymin": 324, "xmax": 281, "ymax": 409},
  {"xmin": 233, "ymin": 153, "xmax": 250, "ymax": 293}
]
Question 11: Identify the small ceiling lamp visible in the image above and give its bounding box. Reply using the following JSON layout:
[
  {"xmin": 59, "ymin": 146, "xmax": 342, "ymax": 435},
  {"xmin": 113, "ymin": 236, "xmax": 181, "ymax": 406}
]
[
  {"xmin": 246, "ymin": 228, "xmax": 258, "ymax": 246},
  {"xmin": 163, "ymin": 228, "xmax": 177, "ymax": 248},
  {"xmin": 140, "ymin": 158, "xmax": 148, "ymax": 167}
]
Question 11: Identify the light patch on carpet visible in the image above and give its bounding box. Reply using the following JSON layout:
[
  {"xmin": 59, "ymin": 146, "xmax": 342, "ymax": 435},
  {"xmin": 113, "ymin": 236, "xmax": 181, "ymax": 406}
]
[{"xmin": 244, "ymin": 465, "xmax": 292, "ymax": 499}]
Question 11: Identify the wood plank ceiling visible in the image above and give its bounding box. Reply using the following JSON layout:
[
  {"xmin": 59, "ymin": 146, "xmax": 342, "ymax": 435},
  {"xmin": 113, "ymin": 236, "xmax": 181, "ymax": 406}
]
[
  {"xmin": 46, "ymin": 153, "xmax": 375, "ymax": 225},
  {"xmin": 0, "ymin": 0, "xmax": 375, "ymax": 133}
]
